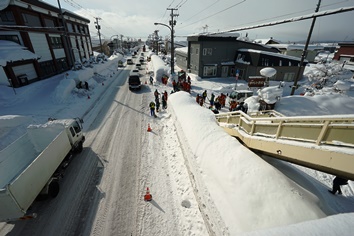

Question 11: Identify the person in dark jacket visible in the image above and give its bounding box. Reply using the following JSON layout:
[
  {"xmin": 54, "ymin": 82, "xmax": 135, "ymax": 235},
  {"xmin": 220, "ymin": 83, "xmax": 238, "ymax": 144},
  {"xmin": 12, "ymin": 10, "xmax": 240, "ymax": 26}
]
[{"xmin": 329, "ymin": 176, "xmax": 348, "ymax": 195}]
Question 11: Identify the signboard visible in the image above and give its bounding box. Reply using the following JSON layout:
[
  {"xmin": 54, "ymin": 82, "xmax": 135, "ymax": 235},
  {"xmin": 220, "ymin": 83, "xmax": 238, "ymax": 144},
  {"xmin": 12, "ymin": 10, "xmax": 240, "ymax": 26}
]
[
  {"xmin": 248, "ymin": 76, "xmax": 266, "ymax": 87},
  {"xmin": 0, "ymin": 0, "xmax": 10, "ymax": 11}
]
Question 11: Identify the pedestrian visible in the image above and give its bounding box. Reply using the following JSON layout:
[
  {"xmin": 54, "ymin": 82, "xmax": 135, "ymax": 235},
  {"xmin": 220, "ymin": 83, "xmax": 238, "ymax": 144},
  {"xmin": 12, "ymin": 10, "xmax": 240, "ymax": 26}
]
[
  {"xmin": 243, "ymin": 102, "xmax": 248, "ymax": 114},
  {"xmin": 155, "ymin": 97, "xmax": 160, "ymax": 112},
  {"xmin": 329, "ymin": 176, "xmax": 348, "ymax": 195},
  {"xmin": 149, "ymin": 101, "xmax": 156, "ymax": 117},
  {"xmin": 85, "ymin": 81, "xmax": 89, "ymax": 90},
  {"xmin": 162, "ymin": 94, "xmax": 167, "ymax": 109},
  {"xmin": 199, "ymin": 96, "xmax": 204, "ymax": 106},
  {"xmin": 202, "ymin": 90, "xmax": 207, "ymax": 102},
  {"xmin": 210, "ymin": 93, "xmax": 215, "ymax": 106},
  {"xmin": 163, "ymin": 91, "xmax": 168, "ymax": 102},
  {"xmin": 196, "ymin": 94, "xmax": 200, "ymax": 103},
  {"xmin": 149, "ymin": 75, "xmax": 153, "ymax": 85},
  {"xmin": 154, "ymin": 89, "xmax": 160, "ymax": 100},
  {"xmin": 172, "ymin": 80, "xmax": 177, "ymax": 92},
  {"xmin": 236, "ymin": 102, "xmax": 246, "ymax": 113}
]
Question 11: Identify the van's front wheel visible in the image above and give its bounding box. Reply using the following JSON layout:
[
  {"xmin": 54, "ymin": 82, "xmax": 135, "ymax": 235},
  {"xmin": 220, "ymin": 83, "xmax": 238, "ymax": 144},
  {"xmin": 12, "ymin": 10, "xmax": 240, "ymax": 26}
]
[{"xmin": 48, "ymin": 181, "xmax": 60, "ymax": 198}]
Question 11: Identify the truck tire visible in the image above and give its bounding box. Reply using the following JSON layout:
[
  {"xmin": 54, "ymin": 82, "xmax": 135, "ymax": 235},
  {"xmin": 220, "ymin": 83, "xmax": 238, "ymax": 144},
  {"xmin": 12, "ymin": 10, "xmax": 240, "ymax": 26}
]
[
  {"xmin": 48, "ymin": 181, "xmax": 60, "ymax": 198},
  {"xmin": 76, "ymin": 141, "xmax": 83, "ymax": 153}
]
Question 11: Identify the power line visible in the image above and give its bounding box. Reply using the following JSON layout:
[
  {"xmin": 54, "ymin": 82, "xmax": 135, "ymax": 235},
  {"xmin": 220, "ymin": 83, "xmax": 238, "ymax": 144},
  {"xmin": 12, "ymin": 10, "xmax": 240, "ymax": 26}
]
[
  {"xmin": 208, "ymin": 6, "xmax": 354, "ymax": 35},
  {"xmin": 181, "ymin": 0, "xmax": 221, "ymax": 23},
  {"xmin": 178, "ymin": 0, "xmax": 246, "ymax": 30}
]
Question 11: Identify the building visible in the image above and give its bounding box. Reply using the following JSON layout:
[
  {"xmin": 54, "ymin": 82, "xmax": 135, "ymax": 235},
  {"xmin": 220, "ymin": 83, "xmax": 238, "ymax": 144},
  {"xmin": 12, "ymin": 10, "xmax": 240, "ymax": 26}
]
[
  {"xmin": 333, "ymin": 42, "xmax": 354, "ymax": 71},
  {"xmin": 176, "ymin": 35, "xmax": 307, "ymax": 82},
  {"xmin": 235, "ymin": 49, "xmax": 307, "ymax": 82},
  {"xmin": 266, "ymin": 44, "xmax": 324, "ymax": 62},
  {"xmin": 0, "ymin": 0, "xmax": 93, "ymax": 87}
]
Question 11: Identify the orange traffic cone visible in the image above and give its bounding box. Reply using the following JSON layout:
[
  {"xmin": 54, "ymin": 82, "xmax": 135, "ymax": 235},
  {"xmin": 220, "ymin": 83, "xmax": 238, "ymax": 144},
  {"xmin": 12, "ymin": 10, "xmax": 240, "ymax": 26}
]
[
  {"xmin": 144, "ymin": 187, "xmax": 152, "ymax": 201},
  {"xmin": 147, "ymin": 123, "xmax": 152, "ymax": 132}
]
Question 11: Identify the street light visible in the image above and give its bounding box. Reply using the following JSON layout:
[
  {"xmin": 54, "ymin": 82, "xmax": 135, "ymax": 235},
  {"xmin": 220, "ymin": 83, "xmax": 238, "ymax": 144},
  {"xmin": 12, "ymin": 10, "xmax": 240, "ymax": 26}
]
[{"xmin": 154, "ymin": 22, "xmax": 175, "ymax": 75}]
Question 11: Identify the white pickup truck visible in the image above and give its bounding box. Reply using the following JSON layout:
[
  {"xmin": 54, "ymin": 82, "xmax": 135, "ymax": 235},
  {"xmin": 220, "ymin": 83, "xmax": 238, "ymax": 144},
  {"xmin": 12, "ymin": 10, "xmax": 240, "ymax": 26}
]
[{"xmin": 0, "ymin": 118, "xmax": 85, "ymax": 222}]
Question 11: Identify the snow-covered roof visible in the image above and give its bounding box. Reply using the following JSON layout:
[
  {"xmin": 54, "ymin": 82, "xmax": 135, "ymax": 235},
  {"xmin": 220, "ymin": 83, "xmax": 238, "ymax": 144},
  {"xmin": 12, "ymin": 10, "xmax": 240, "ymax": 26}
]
[
  {"xmin": 268, "ymin": 44, "xmax": 324, "ymax": 51},
  {"xmin": 0, "ymin": 40, "xmax": 40, "ymax": 66},
  {"xmin": 175, "ymin": 47, "xmax": 188, "ymax": 54},
  {"xmin": 253, "ymin": 38, "xmax": 281, "ymax": 45},
  {"xmin": 238, "ymin": 48, "xmax": 308, "ymax": 62}
]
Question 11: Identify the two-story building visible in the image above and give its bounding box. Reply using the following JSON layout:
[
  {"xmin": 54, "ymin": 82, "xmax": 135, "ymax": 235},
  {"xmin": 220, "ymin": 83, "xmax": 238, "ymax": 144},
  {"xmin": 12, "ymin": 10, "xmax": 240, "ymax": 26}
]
[
  {"xmin": 0, "ymin": 0, "xmax": 93, "ymax": 87},
  {"xmin": 176, "ymin": 35, "xmax": 307, "ymax": 82}
]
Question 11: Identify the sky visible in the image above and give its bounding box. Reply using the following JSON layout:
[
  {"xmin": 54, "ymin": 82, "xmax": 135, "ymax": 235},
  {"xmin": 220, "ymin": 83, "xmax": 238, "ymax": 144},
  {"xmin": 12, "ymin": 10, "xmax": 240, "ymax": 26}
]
[
  {"xmin": 44, "ymin": 0, "xmax": 354, "ymax": 43},
  {"xmin": 1, "ymin": 47, "xmax": 354, "ymax": 235}
]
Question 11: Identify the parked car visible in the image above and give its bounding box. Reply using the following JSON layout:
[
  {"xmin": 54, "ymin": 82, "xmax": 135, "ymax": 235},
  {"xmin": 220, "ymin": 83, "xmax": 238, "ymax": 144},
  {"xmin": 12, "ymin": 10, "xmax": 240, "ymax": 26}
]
[
  {"xmin": 139, "ymin": 57, "xmax": 144, "ymax": 63},
  {"xmin": 127, "ymin": 59, "xmax": 133, "ymax": 65},
  {"xmin": 136, "ymin": 63, "xmax": 142, "ymax": 70},
  {"xmin": 128, "ymin": 75, "xmax": 141, "ymax": 90},
  {"xmin": 118, "ymin": 60, "xmax": 124, "ymax": 67}
]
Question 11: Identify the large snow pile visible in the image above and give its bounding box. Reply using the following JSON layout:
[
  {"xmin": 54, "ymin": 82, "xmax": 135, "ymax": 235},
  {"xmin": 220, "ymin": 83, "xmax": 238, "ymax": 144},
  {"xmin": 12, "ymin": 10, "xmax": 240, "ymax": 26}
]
[{"xmin": 169, "ymin": 92, "xmax": 327, "ymax": 234}]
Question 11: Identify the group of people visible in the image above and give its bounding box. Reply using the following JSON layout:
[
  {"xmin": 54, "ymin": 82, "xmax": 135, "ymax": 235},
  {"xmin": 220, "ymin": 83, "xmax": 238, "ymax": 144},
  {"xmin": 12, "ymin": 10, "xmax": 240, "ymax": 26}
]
[
  {"xmin": 149, "ymin": 89, "xmax": 168, "ymax": 117},
  {"xmin": 194, "ymin": 90, "xmax": 249, "ymax": 115}
]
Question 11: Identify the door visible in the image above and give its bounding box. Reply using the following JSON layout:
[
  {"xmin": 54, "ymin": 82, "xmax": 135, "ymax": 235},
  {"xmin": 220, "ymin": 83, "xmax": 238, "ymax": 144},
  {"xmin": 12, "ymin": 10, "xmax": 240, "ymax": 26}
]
[{"xmin": 221, "ymin": 66, "xmax": 228, "ymax": 77}]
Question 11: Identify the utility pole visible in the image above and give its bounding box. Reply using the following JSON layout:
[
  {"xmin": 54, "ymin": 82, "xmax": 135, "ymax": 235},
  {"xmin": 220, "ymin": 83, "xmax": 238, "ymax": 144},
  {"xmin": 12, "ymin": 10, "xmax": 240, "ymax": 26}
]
[
  {"xmin": 57, "ymin": 0, "xmax": 74, "ymax": 68},
  {"xmin": 290, "ymin": 0, "xmax": 321, "ymax": 95},
  {"xmin": 167, "ymin": 8, "xmax": 178, "ymax": 75},
  {"xmin": 94, "ymin": 17, "xmax": 103, "ymax": 53}
]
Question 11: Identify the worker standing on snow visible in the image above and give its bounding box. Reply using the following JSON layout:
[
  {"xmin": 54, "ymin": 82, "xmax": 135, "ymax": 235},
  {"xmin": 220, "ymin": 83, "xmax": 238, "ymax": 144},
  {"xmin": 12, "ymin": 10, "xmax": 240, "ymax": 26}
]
[{"xmin": 149, "ymin": 101, "xmax": 156, "ymax": 117}]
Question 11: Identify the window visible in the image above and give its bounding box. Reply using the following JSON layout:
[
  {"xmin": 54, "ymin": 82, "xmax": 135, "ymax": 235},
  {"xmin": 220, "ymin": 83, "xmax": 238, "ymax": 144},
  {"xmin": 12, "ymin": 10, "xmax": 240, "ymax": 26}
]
[
  {"xmin": 69, "ymin": 127, "xmax": 75, "ymax": 137},
  {"xmin": 284, "ymin": 73, "xmax": 295, "ymax": 82},
  {"xmin": 72, "ymin": 121, "xmax": 82, "ymax": 134},
  {"xmin": 44, "ymin": 18, "xmax": 55, "ymax": 28},
  {"xmin": 22, "ymin": 13, "xmax": 41, "ymax": 27},
  {"xmin": 196, "ymin": 48, "xmax": 198, "ymax": 54},
  {"xmin": 0, "ymin": 35, "xmax": 20, "ymax": 44},
  {"xmin": 0, "ymin": 11, "xmax": 15, "ymax": 23},
  {"xmin": 203, "ymin": 65, "xmax": 217, "ymax": 76},
  {"xmin": 50, "ymin": 36, "xmax": 63, "ymax": 49},
  {"xmin": 261, "ymin": 58, "xmax": 269, "ymax": 66},
  {"xmin": 203, "ymin": 48, "xmax": 212, "ymax": 56},
  {"xmin": 67, "ymin": 22, "xmax": 74, "ymax": 32},
  {"xmin": 39, "ymin": 61, "xmax": 55, "ymax": 76},
  {"xmin": 56, "ymin": 58, "xmax": 69, "ymax": 71}
]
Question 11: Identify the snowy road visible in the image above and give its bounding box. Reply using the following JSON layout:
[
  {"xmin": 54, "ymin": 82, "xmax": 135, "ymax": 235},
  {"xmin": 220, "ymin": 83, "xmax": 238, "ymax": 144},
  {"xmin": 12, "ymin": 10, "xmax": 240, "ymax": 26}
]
[{"xmin": 0, "ymin": 61, "xmax": 207, "ymax": 236}]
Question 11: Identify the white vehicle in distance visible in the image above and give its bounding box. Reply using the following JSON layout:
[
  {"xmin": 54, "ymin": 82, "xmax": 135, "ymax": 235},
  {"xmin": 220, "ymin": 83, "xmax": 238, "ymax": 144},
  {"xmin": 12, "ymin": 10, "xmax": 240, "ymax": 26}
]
[{"xmin": 130, "ymin": 69, "xmax": 140, "ymax": 76}]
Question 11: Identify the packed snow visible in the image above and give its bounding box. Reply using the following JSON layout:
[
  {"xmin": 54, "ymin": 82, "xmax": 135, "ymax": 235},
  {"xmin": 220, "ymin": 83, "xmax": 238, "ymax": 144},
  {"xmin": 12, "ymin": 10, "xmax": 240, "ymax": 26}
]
[{"xmin": 1, "ymin": 48, "xmax": 354, "ymax": 235}]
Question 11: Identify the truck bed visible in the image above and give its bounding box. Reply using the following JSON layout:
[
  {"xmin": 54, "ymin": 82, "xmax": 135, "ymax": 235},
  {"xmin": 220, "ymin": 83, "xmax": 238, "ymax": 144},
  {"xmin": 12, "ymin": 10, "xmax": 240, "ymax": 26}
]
[{"xmin": 0, "ymin": 129, "xmax": 71, "ymax": 221}]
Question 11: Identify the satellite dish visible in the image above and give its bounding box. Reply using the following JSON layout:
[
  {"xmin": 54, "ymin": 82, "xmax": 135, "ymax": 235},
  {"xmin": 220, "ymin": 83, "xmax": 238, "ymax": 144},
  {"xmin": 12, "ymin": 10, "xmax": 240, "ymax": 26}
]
[
  {"xmin": 0, "ymin": 0, "xmax": 10, "ymax": 11},
  {"xmin": 260, "ymin": 67, "xmax": 277, "ymax": 77}
]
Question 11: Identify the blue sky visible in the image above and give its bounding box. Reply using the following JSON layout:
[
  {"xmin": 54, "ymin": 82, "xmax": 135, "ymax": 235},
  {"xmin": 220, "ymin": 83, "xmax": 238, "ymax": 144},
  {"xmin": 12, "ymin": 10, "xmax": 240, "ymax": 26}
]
[{"xmin": 46, "ymin": 0, "xmax": 354, "ymax": 42}]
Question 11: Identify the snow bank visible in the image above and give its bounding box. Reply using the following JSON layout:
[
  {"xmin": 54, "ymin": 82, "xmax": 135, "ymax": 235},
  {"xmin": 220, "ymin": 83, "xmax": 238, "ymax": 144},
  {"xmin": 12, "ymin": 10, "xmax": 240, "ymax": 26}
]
[
  {"xmin": 151, "ymin": 55, "xmax": 169, "ymax": 82},
  {"xmin": 169, "ymin": 92, "xmax": 327, "ymax": 235}
]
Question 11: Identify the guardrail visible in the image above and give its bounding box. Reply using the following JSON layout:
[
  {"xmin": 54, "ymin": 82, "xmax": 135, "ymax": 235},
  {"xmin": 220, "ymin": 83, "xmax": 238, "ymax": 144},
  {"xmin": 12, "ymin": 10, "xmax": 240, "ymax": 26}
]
[
  {"xmin": 215, "ymin": 111, "xmax": 354, "ymax": 180},
  {"xmin": 215, "ymin": 111, "xmax": 354, "ymax": 147}
]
